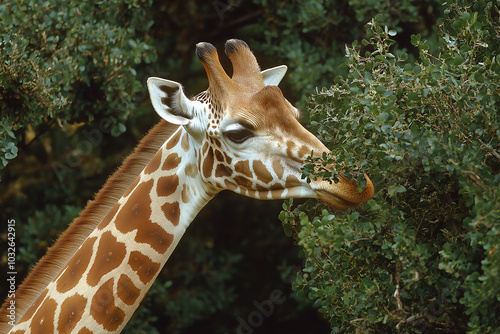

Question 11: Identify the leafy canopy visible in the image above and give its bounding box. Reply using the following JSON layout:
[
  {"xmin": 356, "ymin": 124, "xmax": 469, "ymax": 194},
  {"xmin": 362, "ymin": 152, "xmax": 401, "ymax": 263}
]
[
  {"xmin": 0, "ymin": 0, "xmax": 155, "ymax": 173},
  {"xmin": 281, "ymin": 1, "xmax": 500, "ymax": 332}
]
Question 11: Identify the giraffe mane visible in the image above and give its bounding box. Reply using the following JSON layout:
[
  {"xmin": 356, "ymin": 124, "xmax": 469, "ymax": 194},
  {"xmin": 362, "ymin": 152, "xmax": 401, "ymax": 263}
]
[{"xmin": 0, "ymin": 120, "xmax": 180, "ymax": 332}]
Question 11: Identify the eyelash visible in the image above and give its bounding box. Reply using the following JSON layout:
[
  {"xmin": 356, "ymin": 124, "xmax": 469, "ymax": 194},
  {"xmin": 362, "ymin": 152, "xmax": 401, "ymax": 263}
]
[{"xmin": 224, "ymin": 128, "xmax": 254, "ymax": 144}]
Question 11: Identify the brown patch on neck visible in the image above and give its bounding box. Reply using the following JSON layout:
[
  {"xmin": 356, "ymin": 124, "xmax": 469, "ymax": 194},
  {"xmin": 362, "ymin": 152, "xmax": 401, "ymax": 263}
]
[
  {"xmin": 136, "ymin": 224, "xmax": 174, "ymax": 255},
  {"xmin": 144, "ymin": 150, "xmax": 162, "ymax": 174},
  {"xmin": 113, "ymin": 179, "xmax": 174, "ymax": 254},
  {"xmin": 30, "ymin": 297, "xmax": 57, "ymax": 333},
  {"xmin": 87, "ymin": 231, "xmax": 127, "ymax": 287},
  {"xmin": 128, "ymin": 251, "xmax": 161, "ymax": 284},
  {"xmin": 157, "ymin": 174, "xmax": 179, "ymax": 197},
  {"xmin": 184, "ymin": 163, "xmax": 197, "ymax": 178},
  {"xmin": 114, "ymin": 179, "xmax": 154, "ymax": 234},
  {"xmin": 181, "ymin": 133, "xmax": 190, "ymax": 152},
  {"xmin": 161, "ymin": 202, "xmax": 181, "ymax": 226},
  {"xmin": 56, "ymin": 236, "xmax": 97, "ymax": 293},
  {"xmin": 166, "ymin": 130, "xmax": 182, "ymax": 150},
  {"xmin": 58, "ymin": 294, "xmax": 87, "ymax": 333},
  {"xmin": 90, "ymin": 278, "xmax": 125, "ymax": 331},
  {"xmin": 117, "ymin": 275, "xmax": 140, "ymax": 306},
  {"xmin": 162, "ymin": 153, "xmax": 181, "ymax": 171}
]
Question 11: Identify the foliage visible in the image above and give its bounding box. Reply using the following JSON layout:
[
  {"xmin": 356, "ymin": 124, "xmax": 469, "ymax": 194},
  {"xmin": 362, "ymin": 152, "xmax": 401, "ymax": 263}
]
[
  {"xmin": 250, "ymin": 0, "xmax": 441, "ymax": 106},
  {"xmin": 0, "ymin": 0, "xmax": 156, "ymax": 175},
  {"xmin": 281, "ymin": 1, "xmax": 500, "ymax": 332}
]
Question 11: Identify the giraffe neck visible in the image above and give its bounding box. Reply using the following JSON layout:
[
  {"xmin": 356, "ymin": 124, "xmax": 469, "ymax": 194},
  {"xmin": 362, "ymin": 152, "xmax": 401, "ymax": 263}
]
[{"xmin": 9, "ymin": 127, "xmax": 213, "ymax": 334}]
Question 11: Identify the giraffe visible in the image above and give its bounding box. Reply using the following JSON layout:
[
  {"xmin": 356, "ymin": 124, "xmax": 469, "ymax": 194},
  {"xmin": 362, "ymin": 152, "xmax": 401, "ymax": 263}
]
[{"xmin": 0, "ymin": 39, "xmax": 374, "ymax": 333}]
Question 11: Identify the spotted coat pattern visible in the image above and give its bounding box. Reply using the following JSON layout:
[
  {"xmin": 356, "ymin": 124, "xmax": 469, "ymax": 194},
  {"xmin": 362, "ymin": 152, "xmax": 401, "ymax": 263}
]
[{"xmin": 8, "ymin": 128, "xmax": 209, "ymax": 334}]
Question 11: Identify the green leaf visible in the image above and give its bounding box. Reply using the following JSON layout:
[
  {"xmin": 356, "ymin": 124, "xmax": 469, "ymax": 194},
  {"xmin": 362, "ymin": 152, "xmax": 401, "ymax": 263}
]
[
  {"xmin": 406, "ymin": 92, "xmax": 419, "ymax": 103},
  {"xmin": 411, "ymin": 34, "xmax": 421, "ymax": 46},
  {"xmin": 111, "ymin": 122, "xmax": 126, "ymax": 137},
  {"xmin": 4, "ymin": 152, "xmax": 16, "ymax": 159},
  {"xmin": 282, "ymin": 222, "xmax": 292, "ymax": 237},
  {"xmin": 378, "ymin": 111, "xmax": 389, "ymax": 122}
]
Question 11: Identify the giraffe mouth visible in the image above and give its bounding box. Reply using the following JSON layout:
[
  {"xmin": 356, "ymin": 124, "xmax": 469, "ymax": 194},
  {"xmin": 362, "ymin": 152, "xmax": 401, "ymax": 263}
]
[
  {"xmin": 311, "ymin": 175, "xmax": 375, "ymax": 210},
  {"xmin": 316, "ymin": 190, "xmax": 361, "ymax": 210}
]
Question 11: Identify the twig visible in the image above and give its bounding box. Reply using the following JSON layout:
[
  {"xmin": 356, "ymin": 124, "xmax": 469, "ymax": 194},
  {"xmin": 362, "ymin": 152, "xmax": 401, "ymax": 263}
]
[{"xmin": 481, "ymin": 142, "xmax": 500, "ymax": 162}]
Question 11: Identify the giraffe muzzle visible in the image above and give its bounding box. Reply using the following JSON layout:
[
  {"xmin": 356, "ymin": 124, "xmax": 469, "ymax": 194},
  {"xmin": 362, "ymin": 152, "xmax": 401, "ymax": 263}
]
[{"xmin": 311, "ymin": 174, "xmax": 375, "ymax": 210}]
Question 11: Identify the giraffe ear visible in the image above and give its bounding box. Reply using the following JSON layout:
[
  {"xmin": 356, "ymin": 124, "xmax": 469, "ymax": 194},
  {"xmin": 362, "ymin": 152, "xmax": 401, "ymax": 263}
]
[
  {"xmin": 261, "ymin": 65, "xmax": 287, "ymax": 86},
  {"xmin": 147, "ymin": 77, "xmax": 194, "ymax": 125}
]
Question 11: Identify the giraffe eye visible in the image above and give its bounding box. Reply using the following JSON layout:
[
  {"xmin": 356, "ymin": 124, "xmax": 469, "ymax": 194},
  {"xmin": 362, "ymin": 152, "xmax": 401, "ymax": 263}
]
[{"xmin": 224, "ymin": 128, "xmax": 254, "ymax": 144}]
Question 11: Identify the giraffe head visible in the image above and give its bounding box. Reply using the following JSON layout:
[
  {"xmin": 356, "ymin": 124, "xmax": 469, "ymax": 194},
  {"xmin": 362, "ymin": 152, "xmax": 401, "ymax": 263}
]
[{"xmin": 148, "ymin": 39, "xmax": 374, "ymax": 210}]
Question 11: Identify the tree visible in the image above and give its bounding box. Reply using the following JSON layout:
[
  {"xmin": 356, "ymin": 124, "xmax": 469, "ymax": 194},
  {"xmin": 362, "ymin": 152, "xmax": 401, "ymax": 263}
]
[
  {"xmin": 249, "ymin": 0, "xmax": 441, "ymax": 106},
  {"xmin": 281, "ymin": 1, "xmax": 500, "ymax": 332},
  {"xmin": 0, "ymin": 0, "xmax": 156, "ymax": 175}
]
